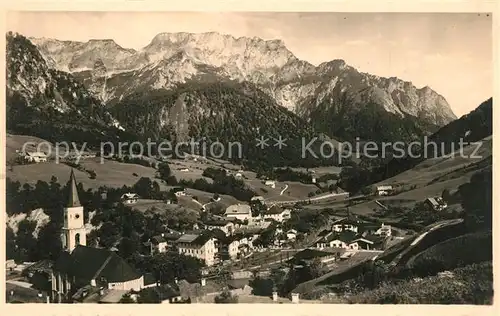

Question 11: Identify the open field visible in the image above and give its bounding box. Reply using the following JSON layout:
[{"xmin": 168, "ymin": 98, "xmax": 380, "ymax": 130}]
[
  {"xmin": 7, "ymin": 158, "xmax": 165, "ymax": 190},
  {"xmin": 374, "ymin": 137, "xmax": 491, "ymax": 190}
]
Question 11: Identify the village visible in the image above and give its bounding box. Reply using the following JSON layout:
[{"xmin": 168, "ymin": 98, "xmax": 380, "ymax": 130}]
[{"xmin": 6, "ymin": 146, "xmax": 454, "ymax": 304}]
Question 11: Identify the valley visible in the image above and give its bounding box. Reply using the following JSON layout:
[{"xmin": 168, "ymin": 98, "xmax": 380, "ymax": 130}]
[{"xmin": 4, "ymin": 27, "xmax": 492, "ymax": 305}]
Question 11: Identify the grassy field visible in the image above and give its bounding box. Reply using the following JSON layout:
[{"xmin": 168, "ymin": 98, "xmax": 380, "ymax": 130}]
[
  {"xmin": 7, "ymin": 157, "xmax": 164, "ymax": 190},
  {"xmin": 374, "ymin": 137, "xmax": 491, "ymax": 190}
]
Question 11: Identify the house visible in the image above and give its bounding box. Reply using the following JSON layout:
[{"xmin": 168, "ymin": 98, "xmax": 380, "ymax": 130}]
[
  {"xmin": 176, "ymin": 232, "xmax": 217, "ymax": 266},
  {"xmin": 149, "ymin": 233, "xmax": 181, "ymax": 254},
  {"xmin": 315, "ymin": 231, "xmax": 361, "ymax": 250},
  {"xmin": 376, "ymin": 185, "xmax": 393, "ymax": 196},
  {"xmin": 261, "ymin": 205, "xmax": 292, "ymax": 222},
  {"xmin": 6, "ymin": 259, "xmax": 16, "ymax": 270},
  {"xmin": 289, "ymin": 248, "xmax": 344, "ymax": 265},
  {"xmin": 251, "ymin": 196, "xmax": 265, "ymax": 202},
  {"xmin": 286, "ymin": 229, "xmax": 298, "ymax": 240},
  {"xmin": 217, "ymin": 236, "xmax": 242, "ymax": 260},
  {"xmin": 225, "ymin": 204, "xmax": 252, "ymax": 221},
  {"xmin": 179, "ymin": 168, "xmax": 190, "ymax": 172},
  {"xmin": 235, "ymin": 173, "xmax": 243, "ymax": 178},
  {"xmin": 172, "ymin": 187, "xmax": 187, "ymax": 197},
  {"xmin": 202, "ymin": 218, "xmax": 235, "ymax": 236},
  {"xmin": 375, "ymin": 223, "xmax": 392, "ymax": 237},
  {"xmin": 424, "ymin": 197, "xmax": 448, "ymax": 211},
  {"xmin": 24, "ymin": 151, "xmax": 48, "ymax": 163},
  {"xmin": 264, "ymin": 180, "xmax": 276, "ymax": 188},
  {"xmin": 121, "ymin": 193, "xmax": 139, "ymax": 204},
  {"xmin": 331, "ymin": 218, "xmax": 360, "ymax": 233}
]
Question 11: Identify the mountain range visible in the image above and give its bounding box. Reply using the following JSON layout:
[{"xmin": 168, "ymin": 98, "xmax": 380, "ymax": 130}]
[
  {"xmin": 7, "ymin": 31, "xmax": 463, "ymax": 167},
  {"xmin": 29, "ymin": 32, "xmax": 456, "ymax": 140}
]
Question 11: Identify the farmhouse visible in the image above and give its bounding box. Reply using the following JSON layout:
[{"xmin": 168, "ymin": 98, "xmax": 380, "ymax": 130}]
[
  {"xmin": 121, "ymin": 193, "xmax": 139, "ymax": 204},
  {"xmin": 23, "ymin": 151, "xmax": 48, "ymax": 163},
  {"xmin": 315, "ymin": 231, "xmax": 370, "ymax": 251},
  {"xmin": 375, "ymin": 223, "xmax": 392, "ymax": 237},
  {"xmin": 251, "ymin": 196, "xmax": 265, "ymax": 202},
  {"xmin": 171, "ymin": 187, "xmax": 187, "ymax": 197},
  {"xmin": 202, "ymin": 218, "xmax": 235, "ymax": 236},
  {"xmin": 424, "ymin": 197, "xmax": 448, "ymax": 211},
  {"xmin": 261, "ymin": 205, "xmax": 292, "ymax": 223},
  {"xmin": 264, "ymin": 180, "xmax": 276, "ymax": 188},
  {"xmin": 331, "ymin": 218, "xmax": 360, "ymax": 233},
  {"xmin": 176, "ymin": 232, "xmax": 217, "ymax": 266},
  {"xmin": 147, "ymin": 232, "xmax": 181, "ymax": 254},
  {"xmin": 376, "ymin": 185, "xmax": 393, "ymax": 196},
  {"xmin": 224, "ymin": 204, "xmax": 252, "ymax": 221}
]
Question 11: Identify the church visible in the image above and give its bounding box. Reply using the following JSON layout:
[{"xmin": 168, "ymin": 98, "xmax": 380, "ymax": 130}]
[{"xmin": 51, "ymin": 169, "xmax": 145, "ymax": 302}]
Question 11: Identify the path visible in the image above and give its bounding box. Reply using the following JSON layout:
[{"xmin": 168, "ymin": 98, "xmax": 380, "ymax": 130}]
[{"xmin": 280, "ymin": 184, "xmax": 289, "ymax": 196}]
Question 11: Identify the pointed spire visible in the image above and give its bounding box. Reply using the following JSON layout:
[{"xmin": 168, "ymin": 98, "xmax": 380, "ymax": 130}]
[{"xmin": 67, "ymin": 168, "xmax": 81, "ymax": 208}]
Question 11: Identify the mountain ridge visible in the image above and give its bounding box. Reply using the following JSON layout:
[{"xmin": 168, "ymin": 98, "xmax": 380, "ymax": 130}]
[{"xmin": 30, "ymin": 31, "xmax": 457, "ymax": 135}]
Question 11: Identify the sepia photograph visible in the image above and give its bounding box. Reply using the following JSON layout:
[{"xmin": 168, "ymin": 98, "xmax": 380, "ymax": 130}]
[{"xmin": 3, "ymin": 9, "xmax": 494, "ymax": 305}]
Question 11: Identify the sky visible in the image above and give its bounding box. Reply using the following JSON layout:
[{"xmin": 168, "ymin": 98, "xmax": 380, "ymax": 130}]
[{"xmin": 7, "ymin": 12, "xmax": 493, "ymax": 117}]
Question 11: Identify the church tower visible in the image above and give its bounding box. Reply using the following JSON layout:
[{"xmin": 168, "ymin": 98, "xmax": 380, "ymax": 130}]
[{"xmin": 61, "ymin": 169, "xmax": 86, "ymax": 252}]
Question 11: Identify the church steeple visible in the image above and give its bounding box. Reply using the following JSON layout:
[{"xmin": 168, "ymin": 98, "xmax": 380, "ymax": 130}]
[
  {"xmin": 67, "ymin": 168, "xmax": 81, "ymax": 207},
  {"xmin": 62, "ymin": 168, "xmax": 86, "ymax": 252}
]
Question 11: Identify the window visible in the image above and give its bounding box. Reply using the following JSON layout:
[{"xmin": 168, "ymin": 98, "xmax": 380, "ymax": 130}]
[{"xmin": 75, "ymin": 233, "xmax": 80, "ymax": 245}]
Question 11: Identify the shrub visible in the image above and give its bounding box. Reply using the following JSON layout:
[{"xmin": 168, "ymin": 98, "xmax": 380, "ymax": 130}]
[
  {"xmin": 214, "ymin": 289, "xmax": 238, "ymax": 303},
  {"xmin": 346, "ymin": 261, "xmax": 493, "ymax": 304}
]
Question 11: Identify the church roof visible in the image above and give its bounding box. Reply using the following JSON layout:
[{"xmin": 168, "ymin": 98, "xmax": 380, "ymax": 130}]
[
  {"xmin": 54, "ymin": 246, "xmax": 141, "ymax": 283},
  {"xmin": 67, "ymin": 169, "xmax": 81, "ymax": 208}
]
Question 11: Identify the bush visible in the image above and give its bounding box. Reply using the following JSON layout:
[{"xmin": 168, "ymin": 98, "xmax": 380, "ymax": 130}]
[
  {"xmin": 346, "ymin": 262, "xmax": 493, "ymax": 304},
  {"xmin": 214, "ymin": 289, "xmax": 238, "ymax": 303}
]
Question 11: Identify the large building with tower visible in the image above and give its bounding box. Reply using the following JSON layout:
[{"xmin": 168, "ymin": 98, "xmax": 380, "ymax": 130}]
[{"xmin": 51, "ymin": 169, "xmax": 145, "ymax": 302}]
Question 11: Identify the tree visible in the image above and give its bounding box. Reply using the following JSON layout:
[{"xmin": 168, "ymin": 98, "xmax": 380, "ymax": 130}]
[
  {"xmin": 158, "ymin": 162, "xmax": 172, "ymax": 180},
  {"xmin": 459, "ymin": 167, "xmax": 492, "ymax": 232},
  {"xmin": 119, "ymin": 294, "xmax": 135, "ymax": 303},
  {"xmin": 214, "ymin": 289, "xmax": 238, "ymax": 303},
  {"xmin": 441, "ymin": 188, "xmax": 452, "ymax": 203},
  {"xmin": 151, "ymin": 252, "xmax": 204, "ymax": 284}
]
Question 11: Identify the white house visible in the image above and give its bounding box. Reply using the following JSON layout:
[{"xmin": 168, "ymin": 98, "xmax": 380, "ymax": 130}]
[
  {"xmin": 176, "ymin": 233, "xmax": 217, "ymax": 266},
  {"xmin": 179, "ymin": 168, "xmax": 190, "ymax": 172},
  {"xmin": 261, "ymin": 205, "xmax": 292, "ymax": 223},
  {"xmin": 375, "ymin": 223, "xmax": 392, "ymax": 237},
  {"xmin": 225, "ymin": 204, "xmax": 252, "ymax": 221},
  {"xmin": 331, "ymin": 218, "xmax": 359, "ymax": 233},
  {"xmin": 121, "ymin": 193, "xmax": 139, "ymax": 204},
  {"xmin": 172, "ymin": 187, "xmax": 187, "ymax": 197},
  {"xmin": 286, "ymin": 229, "xmax": 298, "ymax": 240},
  {"xmin": 149, "ymin": 232, "xmax": 181, "ymax": 254},
  {"xmin": 315, "ymin": 231, "xmax": 363, "ymax": 250},
  {"xmin": 376, "ymin": 185, "xmax": 393, "ymax": 196},
  {"xmin": 264, "ymin": 180, "xmax": 276, "ymax": 188},
  {"xmin": 424, "ymin": 197, "xmax": 448, "ymax": 211},
  {"xmin": 203, "ymin": 219, "xmax": 235, "ymax": 236},
  {"xmin": 251, "ymin": 196, "xmax": 265, "ymax": 202},
  {"xmin": 24, "ymin": 151, "xmax": 48, "ymax": 163}
]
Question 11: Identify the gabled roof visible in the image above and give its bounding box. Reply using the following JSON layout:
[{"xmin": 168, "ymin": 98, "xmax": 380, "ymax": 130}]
[
  {"xmin": 264, "ymin": 205, "xmax": 287, "ymax": 215},
  {"xmin": 320, "ymin": 231, "xmax": 358, "ymax": 244},
  {"xmin": 176, "ymin": 232, "xmax": 213, "ymax": 246},
  {"xmin": 67, "ymin": 169, "xmax": 81, "ymax": 208},
  {"xmin": 54, "ymin": 245, "xmax": 141, "ymax": 283},
  {"xmin": 332, "ymin": 217, "xmax": 359, "ymax": 226}
]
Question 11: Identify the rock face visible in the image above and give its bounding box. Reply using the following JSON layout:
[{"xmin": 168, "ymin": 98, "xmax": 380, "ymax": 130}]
[
  {"xmin": 6, "ymin": 32, "xmax": 126, "ymax": 143},
  {"xmin": 31, "ymin": 32, "xmax": 457, "ymax": 131}
]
